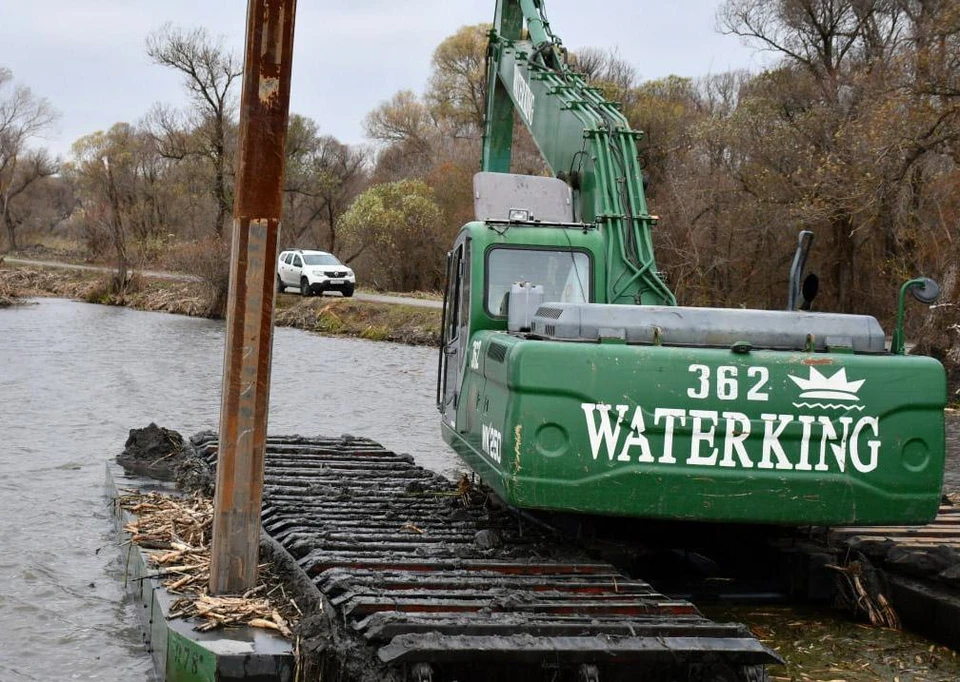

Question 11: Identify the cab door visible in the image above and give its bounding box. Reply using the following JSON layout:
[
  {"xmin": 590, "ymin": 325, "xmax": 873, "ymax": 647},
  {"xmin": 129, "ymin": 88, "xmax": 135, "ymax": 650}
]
[{"xmin": 438, "ymin": 238, "xmax": 470, "ymax": 427}]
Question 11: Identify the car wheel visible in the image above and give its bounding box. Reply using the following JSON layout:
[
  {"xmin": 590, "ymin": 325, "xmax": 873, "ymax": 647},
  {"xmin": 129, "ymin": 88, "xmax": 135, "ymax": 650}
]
[
  {"xmin": 343, "ymin": 284, "xmax": 355, "ymax": 298},
  {"xmin": 300, "ymin": 277, "xmax": 311, "ymax": 297},
  {"xmin": 277, "ymin": 275, "xmax": 284, "ymax": 293}
]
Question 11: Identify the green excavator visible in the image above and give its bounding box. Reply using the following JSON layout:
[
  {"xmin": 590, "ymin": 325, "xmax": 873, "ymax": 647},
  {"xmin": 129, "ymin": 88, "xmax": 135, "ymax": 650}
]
[{"xmin": 437, "ymin": 0, "xmax": 946, "ymax": 527}]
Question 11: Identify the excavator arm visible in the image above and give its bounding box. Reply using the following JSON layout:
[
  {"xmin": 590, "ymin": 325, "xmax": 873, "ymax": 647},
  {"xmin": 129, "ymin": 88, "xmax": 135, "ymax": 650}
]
[{"xmin": 482, "ymin": 0, "xmax": 675, "ymax": 306}]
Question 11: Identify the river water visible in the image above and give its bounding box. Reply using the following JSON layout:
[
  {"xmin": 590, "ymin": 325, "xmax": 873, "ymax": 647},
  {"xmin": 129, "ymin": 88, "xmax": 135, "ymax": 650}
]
[{"xmin": 0, "ymin": 298, "xmax": 461, "ymax": 681}]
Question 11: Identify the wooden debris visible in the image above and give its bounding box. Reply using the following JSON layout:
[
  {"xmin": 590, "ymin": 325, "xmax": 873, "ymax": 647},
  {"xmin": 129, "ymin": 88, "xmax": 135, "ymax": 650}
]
[
  {"xmin": 826, "ymin": 559, "xmax": 901, "ymax": 629},
  {"xmin": 456, "ymin": 473, "xmax": 488, "ymax": 507},
  {"xmin": 118, "ymin": 491, "xmax": 299, "ymax": 637}
]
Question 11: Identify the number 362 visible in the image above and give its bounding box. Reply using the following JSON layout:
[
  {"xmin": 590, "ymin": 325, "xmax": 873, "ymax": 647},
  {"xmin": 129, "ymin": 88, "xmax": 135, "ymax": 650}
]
[{"xmin": 686, "ymin": 364, "xmax": 769, "ymax": 402}]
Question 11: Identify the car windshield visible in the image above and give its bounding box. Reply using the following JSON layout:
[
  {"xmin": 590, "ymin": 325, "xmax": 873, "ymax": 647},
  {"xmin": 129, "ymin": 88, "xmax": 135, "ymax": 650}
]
[
  {"xmin": 486, "ymin": 247, "xmax": 590, "ymax": 315},
  {"xmin": 302, "ymin": 254, "xmax": 342, "ymax": 266}
]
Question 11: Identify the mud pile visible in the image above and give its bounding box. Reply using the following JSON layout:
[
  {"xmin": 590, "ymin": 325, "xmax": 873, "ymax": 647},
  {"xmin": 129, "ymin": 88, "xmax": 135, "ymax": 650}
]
[{"xmin": 116, "ymin": 423, "xmax": 214, "ymax": 494}]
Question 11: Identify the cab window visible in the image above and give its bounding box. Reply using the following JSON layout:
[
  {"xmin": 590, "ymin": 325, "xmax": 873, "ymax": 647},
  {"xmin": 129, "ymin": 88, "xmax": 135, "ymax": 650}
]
[
  {"xmin": 486, "ymin": 247, "xmax": 591, "ymax": 315},
  {"xmin": 445, "ymin": 245, "xmax": 463, "ymax": 343}
]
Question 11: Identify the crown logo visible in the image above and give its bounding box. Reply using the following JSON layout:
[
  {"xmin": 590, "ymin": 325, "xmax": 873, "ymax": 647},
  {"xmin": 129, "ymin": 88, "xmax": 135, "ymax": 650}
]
[{"xmin": 788, "ymin": 367, "xmax": 864, "ymax": 402}]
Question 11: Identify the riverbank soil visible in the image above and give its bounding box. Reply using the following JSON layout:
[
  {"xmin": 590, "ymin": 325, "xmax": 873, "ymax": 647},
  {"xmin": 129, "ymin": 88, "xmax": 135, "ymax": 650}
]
[{"xmin": 273, "ymin": 294, "xmax": 439, "ymax": 345}]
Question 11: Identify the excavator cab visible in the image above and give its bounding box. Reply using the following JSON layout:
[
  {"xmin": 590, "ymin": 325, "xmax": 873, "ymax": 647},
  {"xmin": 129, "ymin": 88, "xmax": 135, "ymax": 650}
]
[
  {"xmin": 438, "ymin": 196, "xmax": 946, "ymax": 525},
  {"xmin": 437, "ymin": 0, "xmax": 947, "ymax": 527},
  {"xmin": 437, "ymin": 173, "xmax": 598, "ymax": 431}
]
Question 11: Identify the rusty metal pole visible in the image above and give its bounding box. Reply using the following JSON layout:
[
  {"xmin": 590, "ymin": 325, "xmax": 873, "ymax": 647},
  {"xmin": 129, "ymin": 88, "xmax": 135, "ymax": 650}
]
[{"xmin": 210, "ymin": 0, "xmax": 297, "ymax": 595}]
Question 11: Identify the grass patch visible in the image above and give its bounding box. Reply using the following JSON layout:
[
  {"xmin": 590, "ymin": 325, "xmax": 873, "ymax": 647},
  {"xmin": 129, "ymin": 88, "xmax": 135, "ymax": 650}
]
[
  {"xmin": 360, "ymin": 325, "xmax": 390, "ymax": 341},
  {"xmin": 275, "ymin": 295, "xmax": 440, "ymax": 346}
]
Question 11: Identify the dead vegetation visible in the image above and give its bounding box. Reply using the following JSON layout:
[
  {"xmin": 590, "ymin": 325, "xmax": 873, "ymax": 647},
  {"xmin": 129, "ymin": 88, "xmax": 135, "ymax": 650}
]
[
  {"xmin": 118, "ymin": 490, "xmax": 299, "ymax": 637},
  {"xmin": 0, "ymin": 266, "xmax": 94, "ymax": 299},
  {"xmin": 827, "ymin": 558, "xmax": 901, "ymax": 630},
  {"xmin": 706, "ymin": 603, "xmax": 960, "ymax": 682},
  {"xmin": 0, "ymin": 274, "xmax": 14, "ymax": 307},
  {"xmin": 162, "ymin": 237, "xmax": 231, "ymax": 318}
]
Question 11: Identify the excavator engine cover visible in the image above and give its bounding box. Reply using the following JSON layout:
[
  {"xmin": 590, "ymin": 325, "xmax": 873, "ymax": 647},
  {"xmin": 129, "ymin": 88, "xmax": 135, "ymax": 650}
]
[{"xmin": 444, "ymin": 323, "xmax": 945, "ymax": 525}]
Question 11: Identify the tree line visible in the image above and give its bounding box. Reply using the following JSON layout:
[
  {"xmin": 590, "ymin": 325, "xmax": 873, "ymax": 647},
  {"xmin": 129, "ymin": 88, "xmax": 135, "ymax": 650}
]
[{"xmin": 1, "ymin": 1, "xmax": 958, "ymax": 386}]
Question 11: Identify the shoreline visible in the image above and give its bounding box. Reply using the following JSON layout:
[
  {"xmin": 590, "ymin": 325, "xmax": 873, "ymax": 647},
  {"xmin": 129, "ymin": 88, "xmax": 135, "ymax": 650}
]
[{"xmin": 0, "ymin": 262, "xmax": 443, "ymax": 347}]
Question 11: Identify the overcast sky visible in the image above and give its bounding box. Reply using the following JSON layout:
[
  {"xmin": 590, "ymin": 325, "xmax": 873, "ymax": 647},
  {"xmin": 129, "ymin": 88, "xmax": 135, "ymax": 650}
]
[{"xmin": 1, "ymin": 1, "xmax": 770, "ymax": 160}]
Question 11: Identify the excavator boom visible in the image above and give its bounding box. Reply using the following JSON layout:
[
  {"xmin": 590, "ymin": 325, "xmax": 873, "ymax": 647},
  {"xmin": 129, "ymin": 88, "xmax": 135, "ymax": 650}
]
[{"xmin": 483, "ymin": 0, "xmax": 673, "ymax": 306}]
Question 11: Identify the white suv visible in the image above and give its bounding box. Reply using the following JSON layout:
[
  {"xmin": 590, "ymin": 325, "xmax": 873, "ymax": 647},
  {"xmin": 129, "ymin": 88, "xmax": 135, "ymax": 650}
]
[{"xmin": 277, "ymin": 249, "xmax": 356, "ymax": 297}]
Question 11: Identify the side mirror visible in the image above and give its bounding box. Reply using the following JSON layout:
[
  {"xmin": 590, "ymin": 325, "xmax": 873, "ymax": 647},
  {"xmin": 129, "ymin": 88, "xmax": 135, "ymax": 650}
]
[
  {"xmin": 891, "ymin": 277, "xmax": 941, "ymax": 355},
  {"xmin": 909, "ymin": 277, "xmax": 940, "ymax": 305}
]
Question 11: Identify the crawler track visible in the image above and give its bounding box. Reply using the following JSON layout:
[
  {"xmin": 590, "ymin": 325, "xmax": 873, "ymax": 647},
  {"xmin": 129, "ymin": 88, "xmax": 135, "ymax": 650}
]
[
  {"xmin": 195, "ymin": 434, "xmax": 778, "ymax": 681},
  {"xmin": 821, "ymin": 499, "xmax": 960, "ymax": 649},
  {"xmin": 829, "ymin": 500, "xmax": 960, "ymax": 555}
]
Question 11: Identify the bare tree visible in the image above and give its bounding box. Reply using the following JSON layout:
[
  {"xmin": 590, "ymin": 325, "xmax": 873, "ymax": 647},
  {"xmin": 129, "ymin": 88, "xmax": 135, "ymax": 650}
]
[
  {"xmin": 364, "ymin": 90, "xmax": 435, "ymax": 150},
  {"xmin": 283, "ymin": 115, "xmax": 369, "ymax": 252},
  {"xmin": 0, "ymin": 68, "xmax": 59, "ymax": 252},
  {"xmin": 146, "ymin": 24, "xmax": 242, "ymax": 239},
  {"xmin": 716, "ymin": 1, "xmax": 895, "ymax": 308},
  {"xmin": 68, "ymin": 123, "xmax": 176, "ymax": 284},
  {"xmin": 719, "ymin": 0, "xmax": 867, "ymax": 92},
  {"xmin": 101, "ymin": 156, "xmax": 130, "ymax": 291},
  {"xmin": 571, "ymin": 47, "xmax": 640, "ymax": 110},
  {"xmin": 425, "ymin": 24, "xmax": 491, "ymax": 137},
  {"xmin": 364, "ymin": 90, "xmax": 439, "ymax": 182}
]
